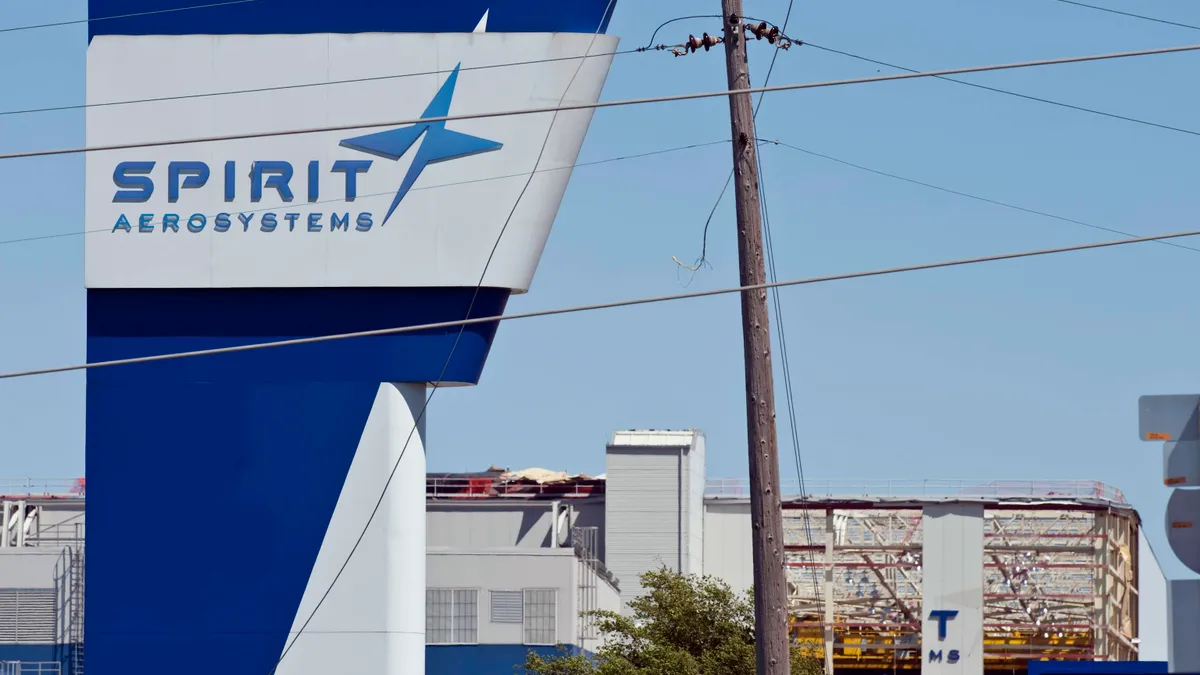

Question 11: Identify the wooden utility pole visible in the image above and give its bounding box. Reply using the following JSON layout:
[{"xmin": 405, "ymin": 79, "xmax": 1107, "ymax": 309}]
[{"xmin": 719, "ymin": 5, "xmax": 792, "ymax": 675}]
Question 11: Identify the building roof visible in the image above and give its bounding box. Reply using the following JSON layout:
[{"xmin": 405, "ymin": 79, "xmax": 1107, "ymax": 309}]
[
  {"xmin": 0, "ymin": 475, "xmax": 1132, "ymax": 512},
  {"xmin": 427, "ymin": 467, "xmax": 605, "ymax": 500}
]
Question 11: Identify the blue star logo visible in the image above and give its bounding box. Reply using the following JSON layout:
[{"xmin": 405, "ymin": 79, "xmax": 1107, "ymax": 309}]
[{"xmin": 339, "ymin": 63, "xmax": 503, "ymax": 226}]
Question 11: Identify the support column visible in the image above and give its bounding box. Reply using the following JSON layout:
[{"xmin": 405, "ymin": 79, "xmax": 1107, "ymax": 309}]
[
  {"xmin": 1094, "ymin": 514, "xmax": 1110, "ymax": 660},
  {"xmin": 1168, "ymin": 579, "xmax": 1200, "ymax": 673},
  {"xmin": 278, "ymin": 383, "xmax": 427, "ymax": 675},
  {"xmin": 824, "ymin": 510, "xmax": 834, "ymax": 675},
  {"xmin": 921, "ymin": 504, "xmax": 984, "ymax": 675}
]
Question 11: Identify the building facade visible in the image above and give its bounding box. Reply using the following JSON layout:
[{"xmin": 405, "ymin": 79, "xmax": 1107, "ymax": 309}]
[
  {"xmin": 0, "ymin": 431, "xmax": 1167, "ymax": 675},
  {"xmin": 0, "ymin": 482, "xmax": 84, "ymax": 675}
]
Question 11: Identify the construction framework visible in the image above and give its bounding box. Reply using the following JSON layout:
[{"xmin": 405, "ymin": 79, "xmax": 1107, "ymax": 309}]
[{"xmin": 773, "ymin": 481, "xmax": 1140, "ymax": 672}]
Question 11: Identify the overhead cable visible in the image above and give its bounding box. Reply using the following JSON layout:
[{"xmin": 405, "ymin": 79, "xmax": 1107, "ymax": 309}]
[
  {"xmin": 804, "ymin": 42, "xmax": 1200, "ymax": 139},
  {"xmin": 0, "ymin": 0, "xmax": 257, "ymax": 35},
  {"xmin": 673, "ymin": 17, "xmax": 792, "ymax": 273},
  {"xmin": 0, "ymin": 12, "xmax": 746, "ymax": 119},
  {"xmin": 1052, "ymin": 0, "xmax": 1200, "ymax": 31},
  {"xmin": 762, "ymin": 139, "xmax": 1200, "ymax": 255},
  {"xmin": 0, "ymin": 48, "xmax": 644, "ymax": 119},
  {"xmin": 6, "ymin": 42, "xmax": 1200, "ymax": 161},
  {"xmin": 4, "ymin": 226, "xmax": 1197, "ymax": 382}
]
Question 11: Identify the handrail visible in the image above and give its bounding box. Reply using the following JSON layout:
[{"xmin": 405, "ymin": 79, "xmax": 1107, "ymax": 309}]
[
  {"xmin": 0, "ymin": 476, "xmax": 1128, "ymax": 505},
  {"xmin": 0, "ymin": 479, "xmax": 84, "ymax": 498},
  {"xmin": 704, "ymin": 478, "xmax": 1129, "ymax": 504}
]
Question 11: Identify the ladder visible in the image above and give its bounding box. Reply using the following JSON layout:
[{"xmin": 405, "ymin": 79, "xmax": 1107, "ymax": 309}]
[{"xmin": 67, "ymin": 527, "xmax": 84, "ymax": 675}]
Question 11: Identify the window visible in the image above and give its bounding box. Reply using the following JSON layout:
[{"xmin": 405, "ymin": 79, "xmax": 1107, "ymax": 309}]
[
  {"xmin": 522, "ymin": 589, "xmax": 557, "ymax": 645},
  {"xmin": 490, "ymin": 590, "xmax": 523, "ymax": 624},
  {"xmin": 426, "ymin": 589, "xmax": 478, "ymax": 644}
]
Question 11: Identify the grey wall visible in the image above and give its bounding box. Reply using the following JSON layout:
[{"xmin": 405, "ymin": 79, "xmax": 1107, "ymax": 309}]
[
  {"xmin": 0, "ymin": 547, "xmax": 71, "ymax": 645},
  {"xmin": 428, "ymin": 500, "xmax": 605, "ymax": 559},
  {"xmin": 429, "ymin": 503, "xmax": 557, "ymax": 550},
  {"xmin": 605, "ymin": 435, "xmax": 703, "ymax": 611},
  {"xmin": 702, "ymin": 501, "xmax": 753, "ymax": 595},
  {"xmin": 0, "ymin": 549, "xmax": 62, "ymax": 589},
  {"xmin": 427, "ymin": 549, "xmax": 578, "ymax": 646}
]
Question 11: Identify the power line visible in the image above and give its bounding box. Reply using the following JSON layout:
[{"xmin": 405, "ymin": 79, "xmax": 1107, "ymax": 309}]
[
  {"xmin": 0, "ymin": 48, "xmax": 644, "ymax": 120},
  {"xmin": 1052, "ymin": 0, "xmax": 1200, "ymax": 31},
  {"xmin": 640, "ymin": 13, "xmax": 776, "ymax": 51},
  {"xmin": 5, "ymin": 226, "xmax": 1197, "ymax": 383},
  {"xmin": 7, "ymin": 41, "xmax": 1200, "ymax": 162},
  {"xmin": 804, "ymin": 42, "xmax": 1200, "ymax": 139},
  {"xmin": 0, "ymin": 12, "xmax": 745, "ymax": 119},
  {"xmin": 267, "ymin": 2, "xmax": 617, "ymax": 669},
  {"xmin": 0, "ymin": 139, "xmax": 730, "ymax": 248},
  {"xmin": 0, "ymin": 0, "xmax": 257, "ymax": 35},
  {"xmin": 761, "ymin": 139, "xmax": 1200, "ymax": 255},
  {"xmin": 642, "ymin": 14, "xmax": 724, "ymax": 48}
]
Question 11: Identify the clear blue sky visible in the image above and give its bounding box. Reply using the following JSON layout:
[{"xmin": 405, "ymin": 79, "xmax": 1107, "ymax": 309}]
[{"xmin": 2, "ymin": 0, "xmax": 1199, "ymax": 580}]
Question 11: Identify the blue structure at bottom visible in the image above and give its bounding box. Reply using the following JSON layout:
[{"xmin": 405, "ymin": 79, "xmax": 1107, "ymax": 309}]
[
  {"xmin": 0, "ymin": 645, "xmax": 76, "ymax": 674},
  {"xmin": 86, "ymin": 288, "xmax": 507, "ymax": 675},
  {"xmin": 428, "ymin": 645, "xmax": 590, "ymax": 674},
  {"xmin": 1027, "ymin": 662, "xmax": 1170, "ymax": 675}
]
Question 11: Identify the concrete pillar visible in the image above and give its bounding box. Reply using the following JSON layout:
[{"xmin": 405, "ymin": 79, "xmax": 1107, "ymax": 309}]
[
  {"xmin": 922, "ymin": 504, "xmax": 984, "ymax": 675},
  {"xmin": 1168, "ymin": 579, "xmax": 1200, "ymax": 673},
  {"xmin": 277, "ymin": 383, "xmax": 427, "ymax": 675}
]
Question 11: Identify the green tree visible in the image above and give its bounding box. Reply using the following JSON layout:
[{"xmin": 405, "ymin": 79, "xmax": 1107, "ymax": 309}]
[{"xmin": 523, "ymin": 568, "xmax": 825, "ymax": 675}]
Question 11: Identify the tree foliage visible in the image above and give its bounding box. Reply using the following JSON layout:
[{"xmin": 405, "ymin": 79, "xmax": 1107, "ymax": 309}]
[{"xmin": 523, "ymin": 568, "xmax": 825, "ymax": 675}]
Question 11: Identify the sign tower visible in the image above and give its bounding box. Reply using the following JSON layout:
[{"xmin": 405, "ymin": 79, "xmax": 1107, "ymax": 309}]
[{"xmin": 83, "ymin": 2, "xmax": 621, "ymax": 674}]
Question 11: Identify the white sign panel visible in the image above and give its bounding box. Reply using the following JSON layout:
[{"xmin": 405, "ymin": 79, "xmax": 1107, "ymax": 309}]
[
  {"xmin": 921, "ymin": 504, "xmax": 984, "ymax": 675},
  {"xmin": 85, "ymin": 33, "xmax": 618, "ymax": 290},
  {"xmin": 1166, "ymin": 488, "xmax": 1200, "ymax": 575}
]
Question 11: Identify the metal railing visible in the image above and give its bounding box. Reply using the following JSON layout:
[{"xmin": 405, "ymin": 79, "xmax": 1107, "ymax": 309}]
[
  {"xmin": 27, "ymin": 520, "xmax": 85, "ymax": 548},
  {"xmin": 0, "ymin": 480, "xmax": 83, "ymax": 498},
  {"xmin": 704, "ymin": 479, "xmax": 1128, "ymax": 504},
  {"xmin": 0, "ymin": 662, "xmax": 62, "ymax": 675},
  {"xmin": 426, "ymin": 476, "xmax": 602, "ymax": 499},
  {"xmin": 0, "ymin": 476, "xmax": 1128, "ymax": 504}
]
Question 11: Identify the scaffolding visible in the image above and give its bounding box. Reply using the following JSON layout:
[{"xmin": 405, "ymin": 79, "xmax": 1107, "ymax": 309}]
[{"xmin": 778, "ymin": 483, "xmax": 1139, "ymax": 672}]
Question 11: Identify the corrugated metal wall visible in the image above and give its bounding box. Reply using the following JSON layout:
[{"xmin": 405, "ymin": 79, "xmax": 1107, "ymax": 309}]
[
  {"xmin": 606, "ymin": 447, "xmax": 681, "ymax": 607},
  {"xmin": 605, "ymin": 432, "xmax": 703, "ymax": 611}
]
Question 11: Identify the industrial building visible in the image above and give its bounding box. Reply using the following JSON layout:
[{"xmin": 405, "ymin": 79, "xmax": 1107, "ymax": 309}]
[{"xmin": 0, "ymin": 430, "xmax": 1168, "ymax": 674}]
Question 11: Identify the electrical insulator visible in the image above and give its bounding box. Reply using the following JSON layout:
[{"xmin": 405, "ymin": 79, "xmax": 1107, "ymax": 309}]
[
  {"xmin": 685, "ymin": 33, "xmax": 722, "ymax": 54},
  {"xmin": 747, "ymin": 21, "xmax": 781, "ymax": 44}
]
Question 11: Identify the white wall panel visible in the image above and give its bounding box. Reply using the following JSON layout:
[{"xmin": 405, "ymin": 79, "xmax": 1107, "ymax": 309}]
[{"xmin": 922, "ymin": 504, "xmax": 984, "ymax": 675}]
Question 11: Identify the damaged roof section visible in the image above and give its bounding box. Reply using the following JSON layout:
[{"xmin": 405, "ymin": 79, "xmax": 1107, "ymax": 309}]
[{"xmin": 426, "ymin": 467, "xmax": 605, "ymax": 500}]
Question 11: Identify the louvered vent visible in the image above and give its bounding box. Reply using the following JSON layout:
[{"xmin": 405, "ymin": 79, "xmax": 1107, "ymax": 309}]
[
  {"xmin": 489, "ymin": 590, "xmax": 523, "ymax": 623},
  {"xmin": 0, "ymin": 588, "xmax": 57, "ymax": 643}
]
